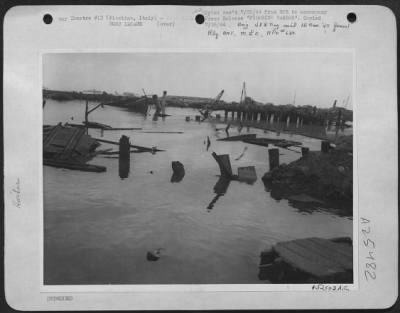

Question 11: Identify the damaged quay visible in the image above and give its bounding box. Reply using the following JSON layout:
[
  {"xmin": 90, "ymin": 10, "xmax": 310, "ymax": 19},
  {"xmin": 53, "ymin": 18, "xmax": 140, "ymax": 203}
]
[{"xmin": 43, "ymin": 86, "xmax": 353, "ymax": 285}]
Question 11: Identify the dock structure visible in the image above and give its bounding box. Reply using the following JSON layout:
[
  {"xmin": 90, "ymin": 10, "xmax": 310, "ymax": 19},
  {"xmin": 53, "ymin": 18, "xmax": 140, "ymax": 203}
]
[
  {"xmin": 259, "ymin": 237, "xmax": 353, "ymax": 283},
  {"xmin": 212, "ymin": 101, "xmax": 352, "ymax": 133}
]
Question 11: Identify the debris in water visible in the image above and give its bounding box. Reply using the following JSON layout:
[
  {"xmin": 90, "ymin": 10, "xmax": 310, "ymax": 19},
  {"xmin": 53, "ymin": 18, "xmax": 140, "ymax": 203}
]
[
  {"xmin": 141, "ymin": 131, "xmax": 183, "ymax": 134},
  {"xmin": 237, "ymin": 166, "xmax": 257, "ymax": 184},
  {"xmin": 211, "ymin": 152, "xmax": 233, "ymax": 179},
  {"xmin": 287, "ymin": 194, "xmax": 324, "ymax": 204},
  {"xmin": 94, "ymin": 138, "xmax": 165, "ymax": 153},
  {"xmin": 43, "ymin": 124, "xmax": 105, "ymax": 172},
  {"xmin": 262, "ymin": 146, "xmax": 353, "ymax": 214},
  {"xmin": 218, "ymin": 134, "xmax": 256, "ymax": 142},
  {"xmin": 146, "ymin": 248, "xmax": 163, "ymax": 261},
  {"xmin": 171, "ymin": 161, "xmax": 185, "ymax": 183},
  {"xmin": 258, "ymin": 237, "xmax": 353, "ymax": 283},
  {"xmin": 225, "ymin": 123, "xmax": 231, "ymax": 136},
  {"xmin": 206, "ymin": 136, "xmax": 211, "ymax": 151},
  {"xmin": 119, "ymin": 135, "xmax": 130, "ymax": 179},
  {"xmin": 238, "ymin": 121, "xmax": 244, "ymax": 133},
  {"xmin": 234, "ymin": 146, "xmax": 248, "ymax": 161}
]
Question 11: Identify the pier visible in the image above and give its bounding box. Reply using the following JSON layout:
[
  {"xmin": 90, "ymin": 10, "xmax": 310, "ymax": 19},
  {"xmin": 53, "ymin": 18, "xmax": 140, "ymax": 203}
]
[{"xmin": 219, "ymin": 104, "xmax": 351, "ymax": 129}]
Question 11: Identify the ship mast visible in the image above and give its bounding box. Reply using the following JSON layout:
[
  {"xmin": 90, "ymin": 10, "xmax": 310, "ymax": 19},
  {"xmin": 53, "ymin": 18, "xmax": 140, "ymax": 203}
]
[{"xmin": 240, "ymin": 82, "xmax": 247, "ymax": 104}]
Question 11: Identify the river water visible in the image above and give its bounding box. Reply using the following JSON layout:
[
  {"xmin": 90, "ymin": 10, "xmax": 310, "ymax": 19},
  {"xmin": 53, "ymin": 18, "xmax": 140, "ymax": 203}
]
[{"xmin": 44, "ymin": 99, "xmax": 352, "ymax": 285}]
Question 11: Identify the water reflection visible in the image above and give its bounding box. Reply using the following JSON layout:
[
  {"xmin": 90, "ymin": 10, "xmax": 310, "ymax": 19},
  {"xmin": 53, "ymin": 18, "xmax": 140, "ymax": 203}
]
[
  {"xmin": 264, "ymin": 182, "xmax": 353, "ymax": 217},
  {"xmin": 207, "ymin": 176, "xmax": 231, "ymax": 212}
]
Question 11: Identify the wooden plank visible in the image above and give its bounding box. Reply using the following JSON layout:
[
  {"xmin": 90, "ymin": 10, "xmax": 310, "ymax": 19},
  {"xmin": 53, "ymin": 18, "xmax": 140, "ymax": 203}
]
[
  {"xmin": 211, "ymin": 152, "xmax": 233, "ymax": 178},
  {"xmin": 281, "ymin": 241, "xmax": 342, "ymax": 272},
  {"xmin": 274, "ymin": 239, "xmax": 349, "ymax": 278},
  {"xmin": 44, "ymin": 159, "xmax": 106, "ymax": 172},
  {"xmin": 309, "ymin": 238, "xmax": 353, "ymax": 268},
  {"xmin": 237, "ymin": 166, "xmax": 257, "ymax": 183},
  {"xmin": 294, "ymin": 238, "xmax": 352, "ymax": 270},
  {"xmin": 63, "ymin": 127, "xmax": 85, "ymax": 155},
  {"xmin": 93, "ymin": 138, "xmax": 164, "ymax": 152},
  {"xmin": 43, "ymin": 125, "xmax": 62, "ymax": 149},
  {"xmin": 217, "ymin": 134, "xmax": 257, "ymax": 142},
  {"xmin": 274, "ymin": 242, "xmax": 340, "ymax": 277},
  {"xmin": 306, "ymin": 237, "xmax": 352, "ymax": 262},
  {"xmin": 296, "ymin": 238, "xmax": 351, "ymax": 267}
]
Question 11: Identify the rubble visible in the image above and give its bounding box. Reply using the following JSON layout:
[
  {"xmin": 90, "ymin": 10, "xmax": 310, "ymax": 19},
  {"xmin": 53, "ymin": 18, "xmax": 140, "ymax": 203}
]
[{"xmin": 262, "ymin": 136, "xmax": 353, "ymax": 215}]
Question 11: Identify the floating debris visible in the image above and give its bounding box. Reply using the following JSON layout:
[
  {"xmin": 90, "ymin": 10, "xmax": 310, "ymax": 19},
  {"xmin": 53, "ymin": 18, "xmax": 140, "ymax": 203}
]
[
  {"xmin": 211, "ymin": 152, "xmax": 233, "ymax": 179},
  {"xmin": 66, "ymin": 122, "xmax": 142, "ymax": 131},
  {"xmin": 243, "ymin": 137, "xmax": 283, "ymax": 148},
  {"xmin": 217, "ymin": 134, "xmax": 257, "ymax": 142},
  {"xmin": 273, "ymin": 140, "xmax": 302, "ymax": 148},
  {"xmin": 237, "ymin": 166, "xmax": 257, "ymax": 184},
  {"xmin": 93, "ymin": 138, "xmax": 165, "ymax": 153},
  {"xmin": 146, "ymin": 248, "xmax": 163, "ymax": 261},
  {"xmin": 141, "ymin": 131, "xmax": 183, "ymax": 134},
  {"xmin": 171, "ymin": 161, "xmax": 185, "ymax": 183},
  {"xmin": 234, "ymin": 146, "xmax": 248, "ymax": 161}
]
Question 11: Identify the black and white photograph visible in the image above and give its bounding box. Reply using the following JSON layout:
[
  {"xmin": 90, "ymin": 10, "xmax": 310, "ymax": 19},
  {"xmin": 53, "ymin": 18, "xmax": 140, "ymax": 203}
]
[{"xmin": 43, "ymin": 52, "xmax": 354, "ymax": 285}]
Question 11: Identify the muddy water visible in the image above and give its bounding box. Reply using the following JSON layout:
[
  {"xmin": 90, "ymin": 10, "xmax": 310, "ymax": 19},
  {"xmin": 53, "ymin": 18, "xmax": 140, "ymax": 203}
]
[{"xmin": 43, "ymin": 99, "xmax": 352, "ymax": 284}]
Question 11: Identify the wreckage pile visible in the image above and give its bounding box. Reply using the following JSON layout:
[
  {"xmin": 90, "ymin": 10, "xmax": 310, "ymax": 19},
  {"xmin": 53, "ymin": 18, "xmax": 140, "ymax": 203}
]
[
  {"xmin": 43, "ymin": 124, "xmax": 106, "ymax": 172},
  {"xmin": 262, "ymin": 136, "xmax": 353, "ymax": 215}
]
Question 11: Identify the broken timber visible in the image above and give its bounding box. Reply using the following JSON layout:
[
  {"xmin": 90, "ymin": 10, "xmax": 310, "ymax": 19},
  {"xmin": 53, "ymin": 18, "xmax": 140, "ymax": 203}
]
[
  {"xmin": 65, "ymin": 122, "xmax": 142, "ymax": 131},
  {"xmin": 43, "ymin": 124, "xmax": 105, "ymax": 172},
  {"xmin": 217, "ymin": 134, "xmax": 257, "ymax": 142},
  {"xmin": 93, "ymin": 138, "xmax": 165, "ymax": 153},
  {"xmin": 44, "ymin": 159, "xmax": 106, "ymax": 172},
  {"xmin": 211, "ymin": 152, "xmax": 233, "ymax": 178}
]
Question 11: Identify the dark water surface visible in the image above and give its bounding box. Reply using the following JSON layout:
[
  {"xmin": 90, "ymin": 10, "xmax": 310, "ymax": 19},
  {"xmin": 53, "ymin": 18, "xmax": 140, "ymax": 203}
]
[{"xmin": 44, "ymin": 100, "xmax": 352, "ymax": 284}]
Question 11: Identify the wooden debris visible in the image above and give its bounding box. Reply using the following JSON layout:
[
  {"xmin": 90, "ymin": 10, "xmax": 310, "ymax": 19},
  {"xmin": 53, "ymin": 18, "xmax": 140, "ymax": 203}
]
[
  {"xmin": 141, "ymin": 131, "xmax": 183, "ymax": 134},
  {"xmin": 65, "ymin": 123, "xmax": 142, "ymax": 131},
  {"xmin": 211, "ymin": 152, "xmax": 233, "ymax": 178},
  {"xmin": 217, "ymin": 134, "xmax": 257, "ymax": 142},
  {"xmin": 268, "ymin": 148, "xmax": 280, "ymax": 171},
  {"xmin": 171, "ymin": 161, "xmax": 185, "ymax": 183},
  {"xmin": 93, "ymin": 138, "xmax": 165, "ymax": 153},
  {"xmin": 237, "ymin": 166, "xmax": 257, "ymax": 184},
  {"xmin": 43, "ymin": 159, "xmax": 106, "ymax": 172},
  {"xmin": 146, "ymin": 249, "xmax": 163, "ymax": 261},
  {"xmin": 273, "ymin": 140, "xmax": 302, "ymax": 148},
  {"xmin": 259, "ymin": 237, "xmax": 353, "ymax": 283},
  {"xmin": 43, "ymin": 125, "xmax": 104, "ymax": 172},
  {"xmin": 97, "ymin": 150, "xmax": 146, "ymax": 155},
  {"xmin": 119, "ymin": 135, "xmax": 130, "ymax": 179},
  {"xmin": 83, "ymin": 121, "xmax": 112, "ymax": 129}
]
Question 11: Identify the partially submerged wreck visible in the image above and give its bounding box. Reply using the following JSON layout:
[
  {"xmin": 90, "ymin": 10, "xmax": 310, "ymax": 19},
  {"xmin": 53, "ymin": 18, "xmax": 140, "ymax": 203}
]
[
  {"xmin": 103, "ymin": 96, "xmax": 149, "ymax": 114},
  {"xmin": 43, "ymin": 124, "xmax": 106, "ymax": 172}
]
